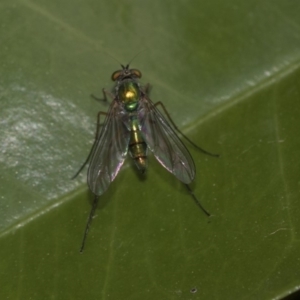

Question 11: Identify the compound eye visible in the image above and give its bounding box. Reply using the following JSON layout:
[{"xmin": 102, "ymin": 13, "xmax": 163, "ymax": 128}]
[
  {"xmin": 130, "ymin": 69, "xmax": 142, "ymax": 78},
  {"xmin": 111, "ymin": 70, "xmax": 122, "ymax": 81}
]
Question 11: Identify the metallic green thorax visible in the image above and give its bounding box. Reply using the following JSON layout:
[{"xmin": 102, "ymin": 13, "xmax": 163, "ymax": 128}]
[
  {"xmin": 118, "ymin": 81, "xmax": 148, "ymax": 173},
  {"xmin": 118, "ymin": 81, "xmax": 140, "ymax": 111}
]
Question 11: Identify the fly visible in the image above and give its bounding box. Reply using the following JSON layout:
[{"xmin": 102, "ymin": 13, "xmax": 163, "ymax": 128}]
[{"xmin": 73, "ymin": 64, "xmax": 219, "ymax": 252}]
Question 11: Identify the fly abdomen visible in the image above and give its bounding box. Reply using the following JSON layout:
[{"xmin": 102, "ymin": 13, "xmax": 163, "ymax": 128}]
[
  {"xmin": 129, "ymin": 141, "xmax": 147, "ymax": 173},
  {"xmin": 129, "ymin": 117, "xmax": 148, "ymax": 173}
]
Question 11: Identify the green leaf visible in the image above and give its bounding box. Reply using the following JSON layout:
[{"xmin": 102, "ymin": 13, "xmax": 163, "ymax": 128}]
[{"xmin": 1, "ymin": 0, "xmax": 300, "ymax": 299}]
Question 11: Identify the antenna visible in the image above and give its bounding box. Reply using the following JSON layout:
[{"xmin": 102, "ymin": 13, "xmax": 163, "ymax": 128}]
[{"xmin": 127, "ymin": 49, "xmax": 147, "ymax": 67}]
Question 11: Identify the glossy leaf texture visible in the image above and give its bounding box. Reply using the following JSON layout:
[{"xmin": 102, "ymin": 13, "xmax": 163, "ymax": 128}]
[{"xmin": 0, "ymin": 0, "xmax": 300, "ymax": 299}]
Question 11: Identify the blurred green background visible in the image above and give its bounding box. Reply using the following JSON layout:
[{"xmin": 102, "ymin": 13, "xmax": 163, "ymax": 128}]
[{"xmin": 0, "ymin": 0, "xmax": 300, "ymax": 299}]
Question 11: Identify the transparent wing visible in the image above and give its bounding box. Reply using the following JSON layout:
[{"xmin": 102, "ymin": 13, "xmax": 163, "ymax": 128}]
[
  {"xmin": 138, "ymin": 96, "xmax": 195, "ymax": 184},
  {"xmin": 87, "ymin": 101, "xmax": 130, "ymax": 195}
]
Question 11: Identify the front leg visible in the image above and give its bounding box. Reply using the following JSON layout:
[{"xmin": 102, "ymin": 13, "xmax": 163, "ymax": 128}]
[{"xmin": 91, "ymin": 88, "xmax": 115, "ymax": 106}]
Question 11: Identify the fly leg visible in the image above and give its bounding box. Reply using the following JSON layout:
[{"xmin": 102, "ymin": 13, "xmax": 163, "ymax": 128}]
[
  {"xmin": 185, "ymin": 184, "xmax": 210, "ymax": 216},
  {"xmin": 76, "ymin": 108, "xmax": 108, "ymax": 252},
  {"xmin": 75, "ymin": 89, "xmax": 114, "ymax": 252},
  {"xmin": 71, "ymin": 110, "xmax": 108, "ymax": 179},
  {"xmin": 153, "ymin": 101, "xmax": 219, "ymax": 157},
  {"xmin": 143, "ymin": 83, "xmax": 152, "ymax": 96},
  {"xmin": 153, "ymin": 101, "xmax": 218, "ymax": 216},
  {"xmin": 80, "ymin": 195, "xmax": 99, "ymax": 253},
  {"xmin": 91, "ymin": 88, "xmax": 114, "ymax": 106}
]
